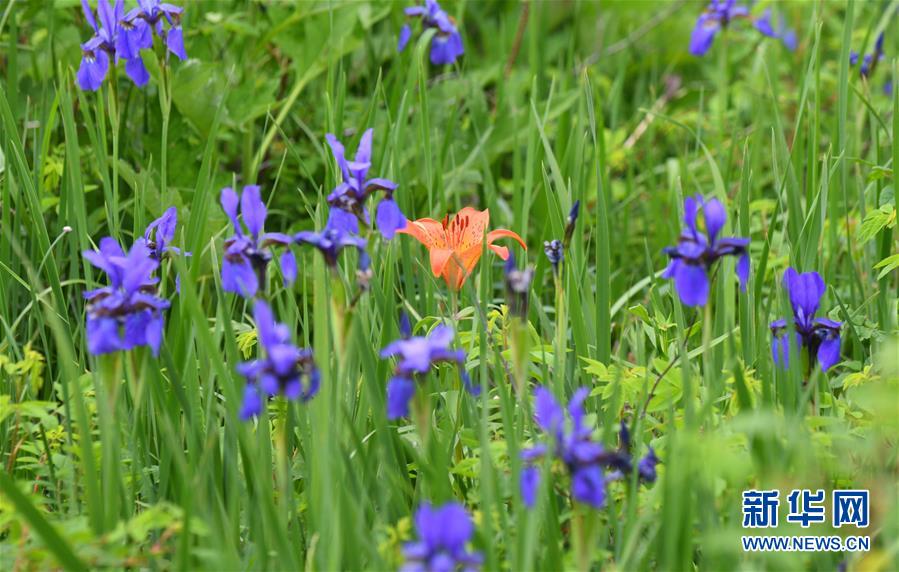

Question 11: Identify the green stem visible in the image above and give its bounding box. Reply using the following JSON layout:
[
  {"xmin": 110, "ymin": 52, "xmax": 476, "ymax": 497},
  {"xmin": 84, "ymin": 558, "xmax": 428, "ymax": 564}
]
[
  {"xmin": 159, "ymin": 59, "xmax": 171, "ymax": 205},
  {"xmin": 701, "ymin": 301, "xmax": 715, "ymax": 405},
  {"xmin": 571, "ymin": 503, "xmax": 594, "ymax": 572},
  {"xmin": 553, "ymin": 270, "xmax": 566, "ymax": 398},
  {"xmin": 509, "ymin": 315, "xmax": 530, "ymax": 397},
  {"xmin": 107, "ymin": 67, "xmax": 120, "ymax": 235},
  {"xmin": 412, "ymin": 380, "xmax": 430, "ymax": 446}
]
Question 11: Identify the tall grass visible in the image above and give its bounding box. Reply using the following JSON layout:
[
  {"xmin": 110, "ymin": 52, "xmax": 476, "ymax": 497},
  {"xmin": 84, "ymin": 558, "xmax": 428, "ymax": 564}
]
[{"xmin": 1, "ymin": 2, "xmax": 897, "ymax": 571}]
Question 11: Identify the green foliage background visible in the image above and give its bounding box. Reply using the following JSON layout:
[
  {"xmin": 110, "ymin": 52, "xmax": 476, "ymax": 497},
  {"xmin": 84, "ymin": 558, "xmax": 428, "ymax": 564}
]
[{"xmin": 0, "ymin": 0, "xmax": 897, "ymax": 570}]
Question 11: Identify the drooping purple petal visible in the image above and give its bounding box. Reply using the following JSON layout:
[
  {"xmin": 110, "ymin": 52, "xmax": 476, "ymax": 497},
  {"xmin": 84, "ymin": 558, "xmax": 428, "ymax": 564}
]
[
  {"xmin": 736, "ymin": 253, "xmax": 750, "ymax": 291},
  {"xmin": 637, "ymin": 447, "xmax": 659, "ymax": 483},
  {"xmin": 125, "ymin": 56, "xmax": 150, "ymax": 87},
  {"xmin": 387, "ymin": 376, "xmax": 416, "ymax": 419},
  {"xmin": 166, "ymin": 26, "xmax": 187, "ymax": 59},
  {"xmin": 754, "ymin": 9, "xmax": 774, "ymax": 36},
  {"xmin": 817, "ymin": 336, "xmax": 841, "ymax": 371},
  {"xmin": 280, "ymin": 250, "xmax": 297, "ymax": 287},
  {"xmin": 221, "ymin": 256, "xmax": 258, "ymax": 297},
  {"xmin": 239, "ymin": 384, "xmax": 263, "ymax": 420},
  {"xmin": 145, "ymin": 314, "xmax": 164, "ymax": 356},
  {"xmin": 689, "ymin": 13, "xmax": 720, "ymax": 57},
  {"xmin": 77, "ymin": 49, "xmax": 110, "ymax": 91},
  {"xmin": 571, "ymin": 465, "xmax": 606, "ymax": 508},
  {"xmin": 673, "ymin": 262, "xmax": 709, "ymax": 307},
  {"xmin": 86, "ymin": 316, "xmax": 122, "ymax": 354},
  {"xmin": 398, "ymin": 24, "xmax": 413, "ymax": 52},
  {"xmin": 326, "ymin": 207, "xmax": 360, "ymax": 235},
  {"xmin": 116, "ymin": 18, "xmax": 152, "ymax": 59},
  {"xmin": 771, "ymin": 334, "xmax": 791, "ymax": 368},
  {"xmin": 364, "ymin": 177, "xmax": 399, "ymax": 192},
  {"xmin": 376, "ymin": 199, "xmax": 406, "ymax": 241}
]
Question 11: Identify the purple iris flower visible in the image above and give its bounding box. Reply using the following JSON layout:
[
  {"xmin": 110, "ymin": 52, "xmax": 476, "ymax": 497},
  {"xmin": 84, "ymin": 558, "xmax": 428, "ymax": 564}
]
[
  {"xmin": 397, "ymin": 0, "xmax": 465, "ymax": 65},
  {"xmin": 753, "ymin": 9, "xmax": 797, "ymax": 51},
  {"xmin": 118, "ymin": 0, "xmax": 187, "ymax": 62},
  {"xmin": 139, "ymin": 206, "xmax": 190, "ymax": 291},
  {"xmin": 139, "ymin": 206, "xmax": 187, "ymax": 261},
  {"xmin": 325, "ymin": 129, "xmax": 405, "ymax": 240},
  {"xmin": 237, "ymin": 300, "xmax": 319, "ymax": 420},
  {"xmin": 77, "ymin": 0, "xmax": 136, "ymax": 90},
  {"xmin": 690, "ymin": 1, "xmax": 794, "ymax": 56},
  {"xmin": 220, "ymin": 185, "xmax": 296, "ymax": 298},
  {"xmin": 603, "ymin": 422, "xmax": 658, "ymax": 484},
  {"xmin": 401, "ymin": 502, "xmax": 483, "ymax": 572},
  {"xmin": 83, "ymin": 238, "xmax": 170, "ymax": 356},
  {"xmin": 520, "ymin": 388, "xmax": 608, "ymax": 508},
  {"xmin": 520, "ymin": 391, "xmax": 658, "ymax": 509},
  {"xmin": 770, "ymin": 268, "xmax": 842, "ymax": 372},
  {"xmin": 662, "ymin": 195, "xmax": 750, "ymax": 307},
  {"xmin": 380, "ymin": 324, "xmax": 476, "ymax": 419},
  {"xmin": 850, "ymin": 32, "xmax": 884, "ymax": 78},
  {"xmin": 294, "ymin": 225, "xmax": 370, "ymax": 271},
  {"xmin": 689, "ymin": 0, "xmax": 750, "ymax": 56}
]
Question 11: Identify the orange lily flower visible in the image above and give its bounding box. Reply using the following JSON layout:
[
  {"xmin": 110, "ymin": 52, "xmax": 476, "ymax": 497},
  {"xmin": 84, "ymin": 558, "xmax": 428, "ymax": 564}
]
[{"xmin": 397, "ymin": 207, "xmax": 527, "ymax": 290}]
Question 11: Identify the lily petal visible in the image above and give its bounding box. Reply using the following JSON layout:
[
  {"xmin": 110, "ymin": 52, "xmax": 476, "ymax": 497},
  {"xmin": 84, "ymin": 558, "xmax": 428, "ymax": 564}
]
[
  {"xmin": 397, "ymin": 218, "xmax": 447, "ymax": 249},
  {"xmin": 486, "ymin": 228, "xmax": 527, "ymax": 252}
]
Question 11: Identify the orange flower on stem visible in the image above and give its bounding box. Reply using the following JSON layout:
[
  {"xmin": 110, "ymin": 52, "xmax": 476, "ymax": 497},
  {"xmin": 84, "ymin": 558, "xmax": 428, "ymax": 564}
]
[{"xmin": 397, "ymin": 207, "xmax": 527, "ymax": 290}]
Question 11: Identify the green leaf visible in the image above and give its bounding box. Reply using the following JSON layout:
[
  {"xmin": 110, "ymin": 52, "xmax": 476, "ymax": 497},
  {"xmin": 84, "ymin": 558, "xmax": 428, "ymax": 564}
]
[
  {"xmin": 874, "ymin": 253, "xmax": 899, "ymax": 280},
  {"xmin": 858, "ymin": 204, "xmax": 896, "ymax": 244}
]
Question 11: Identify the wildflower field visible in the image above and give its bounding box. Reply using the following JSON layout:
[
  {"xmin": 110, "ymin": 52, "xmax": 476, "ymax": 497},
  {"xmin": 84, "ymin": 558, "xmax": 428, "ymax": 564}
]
[{"xmin": 2, "ymin": 1, "xmax": 898, "ymax": 570}]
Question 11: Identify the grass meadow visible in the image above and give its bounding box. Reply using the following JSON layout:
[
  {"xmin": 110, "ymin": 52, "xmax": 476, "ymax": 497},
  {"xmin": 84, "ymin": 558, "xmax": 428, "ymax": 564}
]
[{"xmin": 0, "ymin": 0, "xmax": 897, "ymax": 570}]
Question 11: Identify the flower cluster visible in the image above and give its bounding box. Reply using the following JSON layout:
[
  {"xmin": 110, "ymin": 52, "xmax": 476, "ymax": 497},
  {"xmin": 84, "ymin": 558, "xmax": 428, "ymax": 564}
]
[
  {"xmin": 77, "ymin": 0, "xmax": 186, "ymax": 91},
  {"xmin": 753, "ymin": 9, "xmax": 798, "ymax": 51},
  {"xmin": 689, "ymin": 0, "xmax": 795, "ymax": 56},
  {"xmin": 325, "ymin": 129, "xmax": 405, "ymax": 240},
  {"xmin": 397, "ymin": 0, "xmax": 464, "ymax": 65},
  {"xmin": 398, "ymin": 207, "xmax": 526, "ymax": 290},
  {"xmin": 520, "ymin": 388, "xmax": 658, "ymax": 509},
  {"xmin": 237, "ymin": 301, "xmax": 319, "ymax": 420},
  {"xmin": 663, "ymin": 195, "xmax": 749, "ymax": 307},
  {"xmin": 82, "ymin": 208, "xmax": 185, "ymax": 357},
  {"xmin": 220, "ymin": 185, "xmax": 296, "ymax": 298},
  {"xmin": 380, "ymin": 324, "xmax": 477, "ymax": 419},
  {"xmin": 139, "ymin": 206, "xmax": 180, "ymax": 261},
  {"xmin": 770, "ymin": 268, "xmax": 841, "ymax": 372},
  {"xmin": 401, "ymin": 502, "xmax": 482, "ymax": 572},
  {"xmin": 851, "ymin": 32, "xmax": 884, "ymax": 78},
  {"xmin": 850, "ymin": 32, "xmax": 893, "ymax": 95}
]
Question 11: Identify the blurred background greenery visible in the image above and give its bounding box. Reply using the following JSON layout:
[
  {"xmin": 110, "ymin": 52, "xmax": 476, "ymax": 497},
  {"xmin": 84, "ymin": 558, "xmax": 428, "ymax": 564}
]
[{"xmin": 1, "ymin": 1, "xmax": 897, "ymax": 570}]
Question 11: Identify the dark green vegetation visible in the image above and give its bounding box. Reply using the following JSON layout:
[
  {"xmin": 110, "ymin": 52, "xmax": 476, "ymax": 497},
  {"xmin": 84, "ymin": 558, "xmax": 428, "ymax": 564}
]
[{"xmin": 0, "ymin": 1, "xmax": 897, "ymax": 570}]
